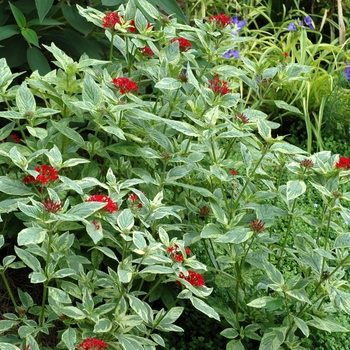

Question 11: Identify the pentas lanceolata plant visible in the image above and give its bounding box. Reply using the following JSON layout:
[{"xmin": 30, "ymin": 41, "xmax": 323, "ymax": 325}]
[{"xmin": 0, "ymin": 0, "xmax": 350, "ymax": 349}]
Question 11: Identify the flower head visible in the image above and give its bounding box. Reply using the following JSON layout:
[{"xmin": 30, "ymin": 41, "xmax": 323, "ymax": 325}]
[
  {"xmin": 112, "ymin": 77, "xmax": 138, "ymax": 94},
  {"xmin": 287, "ymin": 22, "xmax": 297, "ymax": 31},
  {"xmin": 86, "ymin": 194, "xmax": 118, "ymax": 213},
  {"xmin": 23, "ymin": 165, "xmax": 58, "ymax": 185},
  {"xmin": 208, "ymin": 14, "xmax": 232, "ymax": 28},
  {"xmin": 250, "ymin": 219, "xmax": 265, "ymax": 234},
  {"xmin": 170, "ymin": 37, "xmax": 192, "ymax": 52},
  {"xmin": 231, "ymin": 15, "xmax": 246, "ymax": 35},
  {"xmin": 42, "ymin": 199, "xmax": 62, "ymax": 213},
  {"xmin": 102, "ymin": 12, "xmax": 122, "ymax": 29},
  {"xmin": 209, "ymin": 74, "xmax": 229, "ymax": 95},
  {"xmin": 230, "ymin": 169, "xmax": 238, "ymax": 176},
  {"xmin": 10, "ymin": 133, "xmax": 21, "ymax": 143},
  {"xmin": 167, "ymin": 244, "xmax": 191, "ymax": 262},
  {"xmin": 77, "ymin": 338, "xmax": 108, "ymax": 350},
  {"xmin": 300, "ymin": 159, "xmax": 314, "ymax": 168},
  {"xmin": 344, "ymin": 60, "xmax": 350, "ymax": 82},
  {"xmin": 235, "ymin": 113, "xmax": 249, "ymax": 124},
  {"xmin": 304, "ymin": 15, "xmax": 314, "ymax": 30},
  {"xmin": 176, "ymin": 270, "xmax": 205, "ymax": 287},
  {"xmin": 336, "ymin": 156, "xmax": 350, "ymax": 170},
  {"xmin": 199, "ymin": 205, "xmax": 210, "ymax": 217},
  {"xmin": 223, "ymin": 49, "xmax": 240, "ymax": 59},
  {"xmin": 140, "ymin": 46, "xmax": 154, "ymax": 57}
]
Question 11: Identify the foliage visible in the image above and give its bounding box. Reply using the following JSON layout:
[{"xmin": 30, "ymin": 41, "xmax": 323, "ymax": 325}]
[
  {"xmin": 0, "ymin": 0, "xmax": 186, "ymax": 76},
  {"xmin": 0, "ymin": 0, "xmax": 350, "ymax": 349}
]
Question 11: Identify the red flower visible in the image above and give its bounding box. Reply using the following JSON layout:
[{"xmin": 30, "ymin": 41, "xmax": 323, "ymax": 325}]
[
  {"xmin": 176, "ymin": 270, "xmax": 205, "ymax": 287},
  {"xmin": 112, "ymin": 77, "xmax": 138, "ymax": 94},
  {"xmin": 250, "ymin": 219, "xmax": 265, "ymax": 233},
  {"xmin": 230, "ymin": 169, "xmax": 238, "ymax": 176},
  {"xmin": 86, "ymin": 194, "xmax": 118, "ymax": 213},
  {"xmin": 208, "ymin": 14, "xmax": 232, "ymax": 27},
  {"xmin": 167, "ymin": 244, "xmax": 191, "ymax": 262},
  {"xmin": 23, "ymin": 165, "xmax": 58, "ymax": 185},
  {"xmin": 199, "ymin": 205, "xmax": 210, "ymax": 217},
  {"xmin": 140, "ymin": 46, "xmax": 154, "ymax": 57},
  {"xmin": 77, "ymin": 338, "xmax": 108, "ymax": 350},
  {"xmin": 10, "ymin": 133, "xmax": 21, "ymax": 143},
  {"xmin": 102, "ymin": 12, "xmax": 122, "ymax": 29},
  {"xmin": 209, "ymin": 74, "xmax": 229, "ymax": 95},
  {"xmin": 336, "ymin": 156, "xmax": 350, "ymax": 170},
  {"xmin": 42, "ymin": 199, "xmax": 62, "ymax": 213},
  {"xmin": 283, "ymin": 52, "xmax": 289, "ymax": 57},
  {"xmin": 170, "ymin": 37, "xmax": 192, "ymax": 52},
  {"xmin": 129, "ymin": 193, "xmax": 138, "ymax": 201}
]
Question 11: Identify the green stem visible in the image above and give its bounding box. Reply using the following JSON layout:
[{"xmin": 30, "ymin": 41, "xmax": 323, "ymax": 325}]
[
  {"xmin": 142, "ymin": 275, "xmax": 165, "ymax": 301},
  {"xmin": 232, "ymin": 145, "xmax": 269, "ymax": 212},
  {"xmin": 109, "ymin": 32, "xmax": 115, "ymax": 62},
  {"xmin": 0, "ymin": 270, "xmax": 19, "ymax": 312},
  {"xmin": 39, "ymin": 229, "xmax": 53, "ymax": 329},
  {"xmin": 276, "ymin": 198, "xmax": 298, "ymax": 269}
]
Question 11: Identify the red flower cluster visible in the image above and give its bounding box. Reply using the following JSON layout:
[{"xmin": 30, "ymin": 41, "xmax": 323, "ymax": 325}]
[
  {"xmin": 10, "ymin": 133, "xmax": 21, "ymax": 143},
  {"xmin": 129, "ymin": 20, "xmax": 153, "ymax": 33},
  {"xmin": 336, "ymin": 156, "xmax": 350, "ymax": 170},
  {"xmin": 176, "ymin": 270, "xmax": 205, "ymax": 287},
  {"xmin": 199, "ymin": 205, "xmax": 210, "ymax": 217},
  {"xmin": 112, "ymin": 77, "xmax": 138, "ymax": 94},
  {"xmin": 42, "ymin": 199, "xmax": 62, "ymax": 213},
  {"xmin": 209, "ymin": 74, "xmax": 229, "ymax": 95},
  {"xmin": 208, "ymin": 14, "xmax": 232, "ymax": 27},
  {"xmin": 23, "ymin": 165, "xmax": 58, "ymax": 185},
  {"xmin": 170, "ymin": 37, "xmax": 192, "ymax": 52},
  {"xmin": 129, "ymin": 192, "xmax": 143, "ymax": 209},
  {"xmin": 102, "ymin": 12, "xmax": 122, "ymax": 29},
  {"xmin": 140, "ymin": 46, "xmax": 154, "ymax": 57},
  {"xmin": 230, "ymin": 169, "xmax": 238, "ymax": 176},
  {"xmin": 250, "ymin": 219, "xmax": 265, "ymax": 233},
  {"xmin": 86, "ymin": 194, "xmax": 118, "ymax": 213},
  {"xmin": 167, "ymin": 244, "xmax": 191, "ymax": 262},
  {"xmin": 77, "ymin": 338, "xmax": 108, "ymax": 350}
]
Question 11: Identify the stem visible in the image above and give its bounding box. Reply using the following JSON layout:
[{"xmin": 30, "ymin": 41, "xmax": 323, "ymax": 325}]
[
  {"xmin": 109, "ymin": 33, "xmax": 115, "ymax": 62},
  {"xmin": 39, "ymin": 230, "xmax": 53, "ymax": 329},
  {"xmin": 232, "ymin": 145, "xmax": 269, "ymax": 212},
  {"xmin": 142, "ymin": 276, "xmax": 165, "ymax": 301},
  {"xmin": 276, "ymin": 198, "xmax": 298, "ymax": 268},
  {"xmin": 0, "ymin": 270, "xmax": 19, "ymax": 312}
]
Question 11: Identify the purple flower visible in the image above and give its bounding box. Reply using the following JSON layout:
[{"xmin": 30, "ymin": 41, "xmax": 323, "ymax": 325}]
[
  {"xmin": 231, "ymin": 15, "xmax": 246, "ymax": 36},
  {"xmin": 304, "ymin": 15, "xmax": 314, "ymax": 30},
  {"xmin": 287, "ymin": 22, "xmax": 297, "ymax": 31},
  {"xmin": 344, "ymin": 60, "xmax": 350, "ymax": 82},
  {"xmin": 223, "ymin": 49, "xmax": 240, "ymax": 59}
]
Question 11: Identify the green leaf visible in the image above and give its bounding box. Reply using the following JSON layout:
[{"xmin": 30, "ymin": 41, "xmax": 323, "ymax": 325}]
[
  {"xmin": 9, "ymin": 2, "xmax": 26, "ymax": 28},
  {"xmin": 263, "ymin": 260, "xmax": 284, "ymax": 287},
  {"xmin": 220, "ymin": 328, "xmax": 239, "ymax": 339},
  {"xmin": 135, "ymin": 0, "xmax": 161, "ymax": 20},
  {"xmin": 0, "ymin": 343, "xmax": 21, "ymax": 350},
  {"xmin": 16, "ymin": 82, "xmax": 36, "ymax": 115},
  {"xmin": 226, "ymin": 339, "xmax": 245, "ymax": 350},
  {"xmin": 86, "ymin": 220, "xmax": 103, "ymax": 244},
  {"xmin": 0, "ymin": 24, "xmax": 20, "ymax": 41},
  {"xmin": 146, "ymin": 0, "xmax": 186, "ymax": 22},
  {"xmin": 140, "ymin": 266, "xmax": 174, "ymax": 274},
  {"xmin": 133, "ymin": 232, "xmax": 147, "ymax": 251},
  {"xmin": 18, "ymin": 227, "xmax": 47, "ymax": 246},
  {"xmin": 155, "ymin": 78, "xmax": 181, "ymax": 91},
  {"xmin": 0, "ymin": 176, "xmax": 34, "ymax": 196},
  {"xmin": 270, "ymin": 142, "xmax": 307, "ymax": 155},
  {"xmin": 94, "ymin": 247, "xmax": 119, "ymax": 261},
  {"xmin": 62, "ymin": 3, "xmax": 94, "ymax": 35},
  {"xmin": 35, "ymin": 0, "xmax": 54, "ymax": 22},
  {"xmin": 128, "ymin": 295, "xmax": 152, "ymax": 324},
  {"xmin": 259, "ymin": 328, "xmax": 286, "ymax": 350},
  {"xmin": 293, "ymin": 316, "xmax": 309, "ymax": 337},
  {"xmin": 307, "ymin": 315, "xmax": 350, "ymax": 332},
  {"xmin": 51, "ymin": 120, "xmax": 85, "ymax": 148},
  {"xmin": 94, "ymin": 318, "xmax": 113, "ymax": 333},
  {"xmin": 274, "ymin": 100, "xmax": 302, "ymax": 114},
  {"xmin": 65, "ymin": 201, "xmax": 105, "ymax": 218},
  {"xmin": 21, "ymin": 28, "xmax": 39, "ymax": 48},
  {"xmin": 215, "ymin": 227, "xmax": 253, "ymax": 244},
  {"xmin": 26, "ymin": 125, "xmax": 48, "ymax": 140},
  {"xmin": 59, "ymin": 176, "xmax": 83, "ymax": 195},
  {"xmin": 61, "ymin": 306, "xmax": 86, "ymax": 320},
  {"xmin": 117, "ymin": 209, "xmax": 134, "ymax": 232},
  {"xmin": 166, "ymin": 164, "xmax": 193, "ymax": 181},
  {"xmin": 286, "ymin": 180, "xmax": 306, "ymax": 201},
  {"xmin": 14, "ymin": 246, "xmax": 41, "ymax": 272},
  {"xmin": 240, "ymin": 142, "xmax": 252, "ymax": 173},
  {"xmin": 334, "ymin": 233, "xmax": 350, "ymax": 249},
  {"xmin": 27, "ymin": 47, "xmax": 51, "ymax": 75},
  {"xmin": 29, "ymin": 272, "xmax": 46, "ymax": 283},
  {"xmin": 49, "ymin": 287, "xmax": 71, "ymax": 304},
  {"xmin": 82, "ymin": 74, "xmax": 103, "ymax": 108},
  {"xmin": 247, "ymin": 296, "xmax": 275, "ymax": 308},
  {"xmin": 201, "ymin": 223, "xmax": 222, "ymax": 239},
  {"xmin": 61, "ymin": 328, "xmax": 76, "ymax": 350},
  {"xmin": 0, "ymin": 320, "xmax": 19, "ymax": 333},
  {"xmin": 190, "ymin": 296, "xmax": 220, "ymax": 321}
]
